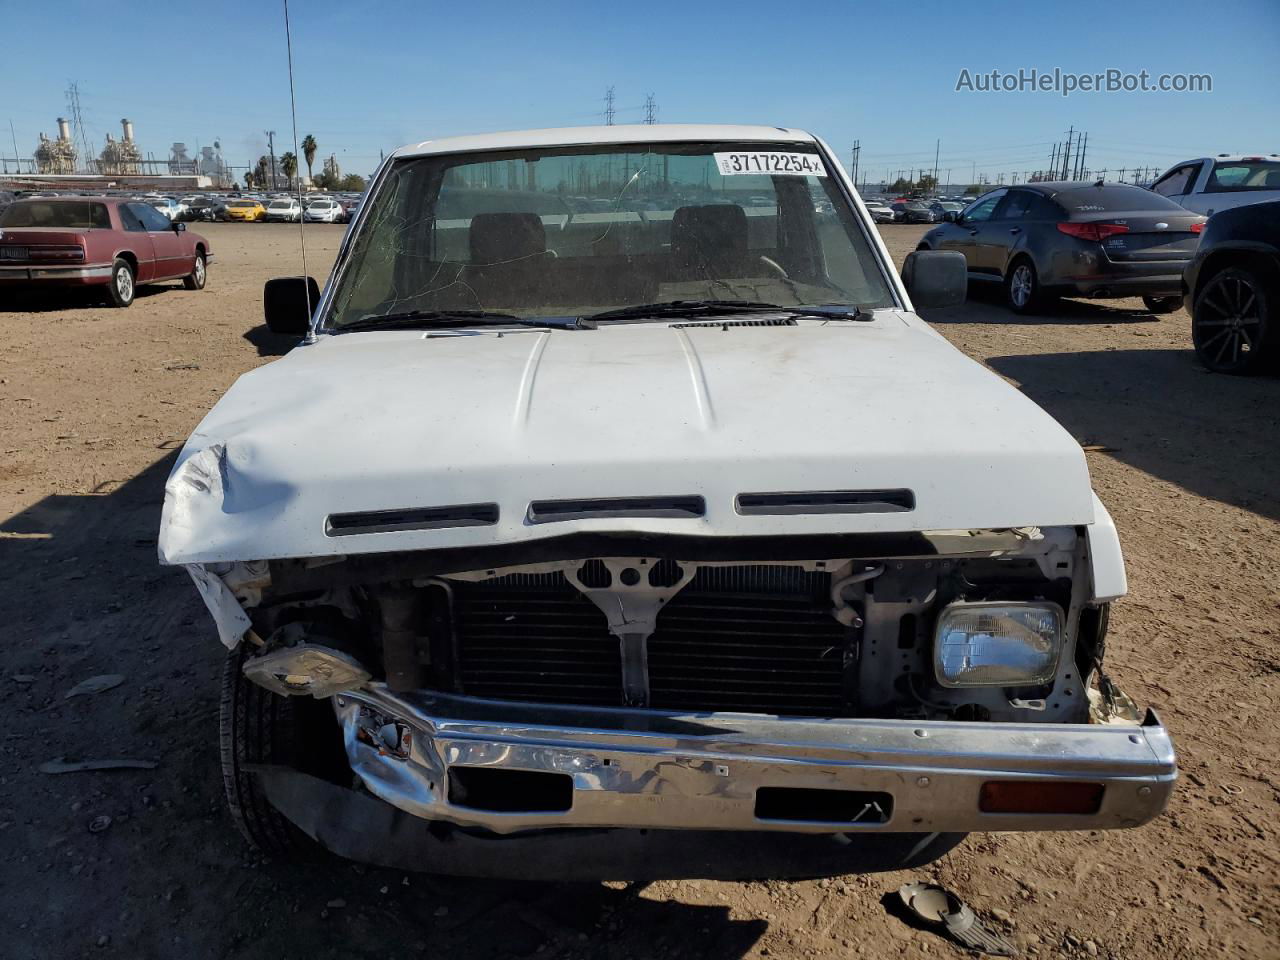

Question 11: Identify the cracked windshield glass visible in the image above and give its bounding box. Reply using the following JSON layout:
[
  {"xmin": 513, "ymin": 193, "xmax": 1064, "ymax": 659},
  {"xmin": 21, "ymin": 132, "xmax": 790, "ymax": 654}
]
[{"xmin": 326, "ymin": 141, "xmax": 895, "ymax": 325}]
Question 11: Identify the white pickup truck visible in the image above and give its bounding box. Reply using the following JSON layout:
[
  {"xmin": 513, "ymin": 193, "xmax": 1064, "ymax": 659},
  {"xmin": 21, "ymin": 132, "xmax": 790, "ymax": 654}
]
[
  {"xmin": 160, "ymin": 124, "xmax": 1175, "ymax": 880},
  {"xmin": 1150, "ymin": 154, "xmax": 1280, "ymax": 215}
]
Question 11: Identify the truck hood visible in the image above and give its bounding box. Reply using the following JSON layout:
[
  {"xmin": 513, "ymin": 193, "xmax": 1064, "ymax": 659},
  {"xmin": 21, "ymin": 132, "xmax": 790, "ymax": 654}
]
[{"xmin": 159, "ymin": 315, "xmax": 1096, "ymax": 564}]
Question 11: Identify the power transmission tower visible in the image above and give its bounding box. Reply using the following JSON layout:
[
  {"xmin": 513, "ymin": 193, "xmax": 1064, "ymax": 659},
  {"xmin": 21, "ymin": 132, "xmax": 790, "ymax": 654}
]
[
  {"xmin": 932, "ymin": 139, "xmax": 940, "ymax": 185},
  {"xmin": 643, "ymin": 93, "xmax": 657, "ymax": 125},
  {"xmin": 604, "ymin": 86, "xmax": 616, "ymax": 126},
  {"xmin": 1061, "ymin": 126, "xmax": 1073, "ymax": 180},
  {"xmin": 65, "ymin": 82, "xmax": 93, "ymax": 172}
]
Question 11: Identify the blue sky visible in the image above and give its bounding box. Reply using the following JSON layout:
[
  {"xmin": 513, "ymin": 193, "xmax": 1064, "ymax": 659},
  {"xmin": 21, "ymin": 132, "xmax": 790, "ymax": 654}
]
[{"xmin": 4, "ymin": 0, "xmax": 1278, "ymax": 185}]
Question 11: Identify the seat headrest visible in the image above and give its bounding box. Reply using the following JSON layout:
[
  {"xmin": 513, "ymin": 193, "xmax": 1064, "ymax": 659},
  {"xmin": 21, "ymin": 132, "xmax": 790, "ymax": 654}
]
[
  {"xmin": 1261, "ymin": 169, "xmax": 1280, "ymax": 188},
  {"xmin": 671, "ymin": 204, "xmax": 748, "ymax": 265},
  {"xmin": 469, "ymin": 212, "xmax": 546, "ymax": 265}
]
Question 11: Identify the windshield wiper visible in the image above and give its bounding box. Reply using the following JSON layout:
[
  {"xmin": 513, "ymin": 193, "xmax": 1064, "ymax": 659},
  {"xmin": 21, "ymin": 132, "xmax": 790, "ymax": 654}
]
[
  {"xmin": 583, "ymin": 300, "xmax": 866, "ymax": 323},
  {"xmin": 338, "ymin": 310, "xmax": 588, "ymax": 332}
]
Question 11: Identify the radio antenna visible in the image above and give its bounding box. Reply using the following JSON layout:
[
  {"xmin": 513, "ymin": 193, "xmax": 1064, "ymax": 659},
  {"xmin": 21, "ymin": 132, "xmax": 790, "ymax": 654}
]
[{"xmin": 282, "ymin": 0, "xmax": 315, "ymax": 342}]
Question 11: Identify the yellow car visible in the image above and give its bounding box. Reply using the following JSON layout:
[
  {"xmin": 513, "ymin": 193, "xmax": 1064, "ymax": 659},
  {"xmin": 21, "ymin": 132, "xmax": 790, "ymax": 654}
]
[{"xmin": 225, "ymin": 199, "xmax": 267, "ymax": 222}]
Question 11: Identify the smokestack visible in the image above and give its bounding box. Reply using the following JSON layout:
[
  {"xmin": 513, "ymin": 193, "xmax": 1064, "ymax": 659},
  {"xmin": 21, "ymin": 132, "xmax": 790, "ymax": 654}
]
[
  {"xmin": 121, "ymin": 118, "xmax": 134, "ymax": 143},
  {"xmin": 57, "ymin": 117, "xmax": 71, "ymax": 141}
]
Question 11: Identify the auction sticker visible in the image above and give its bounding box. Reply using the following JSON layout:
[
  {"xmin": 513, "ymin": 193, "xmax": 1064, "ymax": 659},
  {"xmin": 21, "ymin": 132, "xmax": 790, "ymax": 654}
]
[{"xmin": 714, "ymin": 152, "xmax": 827, "ymax": 177}]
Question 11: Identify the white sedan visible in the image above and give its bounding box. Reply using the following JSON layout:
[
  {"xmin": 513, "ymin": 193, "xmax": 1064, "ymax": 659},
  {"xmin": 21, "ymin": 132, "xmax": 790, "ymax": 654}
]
[
  {"xmin": 148, "ymin": 197, "xmax": 187, "ymax": 221},
  {"xmin": 863, "ymin": 200, "xmax": 896, "ymax": 223},
  {"xmin": 303, "ymin": 198, "xmax": 344, "ymax": 223},
  {"xmin": 264, "ymin": 198, "xmax": 302, "ymax": 222}
]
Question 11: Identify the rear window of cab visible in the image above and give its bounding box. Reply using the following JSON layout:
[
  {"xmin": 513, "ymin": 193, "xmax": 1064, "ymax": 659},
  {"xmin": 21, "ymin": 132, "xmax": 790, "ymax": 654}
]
[{"xmin": 1206, "ymin": 160, "xmax": 1280, "ymax": 193}]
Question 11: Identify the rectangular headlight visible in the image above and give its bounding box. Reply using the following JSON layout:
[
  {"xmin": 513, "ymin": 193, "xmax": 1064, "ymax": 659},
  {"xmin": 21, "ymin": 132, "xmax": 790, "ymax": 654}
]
[{"xmin": 934, "ymin": 602, "xmax": 1063, "ymax": 688}]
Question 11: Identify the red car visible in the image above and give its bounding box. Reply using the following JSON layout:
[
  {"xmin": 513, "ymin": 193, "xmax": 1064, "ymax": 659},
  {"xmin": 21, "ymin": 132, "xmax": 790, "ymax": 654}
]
[{"xmin": 0, "ymin": 196, "xmax": 211, "ymax": 307}]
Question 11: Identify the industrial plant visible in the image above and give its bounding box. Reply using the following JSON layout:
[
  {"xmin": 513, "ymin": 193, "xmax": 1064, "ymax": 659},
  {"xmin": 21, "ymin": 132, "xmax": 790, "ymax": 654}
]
[{"xmin": 4, "ymin": 115, "xmax": 235, "ymax": 191}]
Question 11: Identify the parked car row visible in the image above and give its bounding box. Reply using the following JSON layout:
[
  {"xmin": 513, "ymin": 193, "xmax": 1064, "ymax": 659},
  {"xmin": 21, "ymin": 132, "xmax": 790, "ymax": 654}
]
[
  {"xmin": 917, "ymin": 181, "xmax": 1204, "ymax": 315},
  {"xmin": 909, "ymin": 180, "xmax": 1278, "ymax": 374},
  {"xmin": 0, "ymin": 187, "xmax": 365, "ymax": 225}
]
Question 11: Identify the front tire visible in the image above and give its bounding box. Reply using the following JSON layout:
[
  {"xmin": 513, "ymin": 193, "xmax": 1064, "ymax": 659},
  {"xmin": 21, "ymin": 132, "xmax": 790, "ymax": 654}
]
[
  {"xmin": 107, "ymin": 258, "xmax": 135, "ymax": 308},
  {"xmin": 1005, "ymin": 258, "xmax": 1041, "ymax": 314},
  {"xmin": 1142, "ymin": 295, "xmax": 1181, "ymax": 314},
  {"xmin": 219, "ymin": 644, "xmax": 336, "ymax": 860},
  {"xmin": 1192, "ymin": 265, "xmax": 1276, "ymax": 375},
  {"xmin": 183, "ymin": 252, "xmax": 207, "ymax": 290}
]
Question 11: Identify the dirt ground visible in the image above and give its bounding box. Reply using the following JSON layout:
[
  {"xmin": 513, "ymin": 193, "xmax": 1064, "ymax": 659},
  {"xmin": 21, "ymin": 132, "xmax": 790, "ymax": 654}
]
[{"xmin": 1, "ymin": 222, "xmax": 1276, "ymax": 960}]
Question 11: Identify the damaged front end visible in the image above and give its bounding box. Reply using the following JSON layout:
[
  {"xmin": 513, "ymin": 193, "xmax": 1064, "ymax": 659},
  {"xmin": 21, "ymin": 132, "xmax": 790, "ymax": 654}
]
[{"xmin": 181, "ymin": 524, "xmax": 1175, "ymax": 876}]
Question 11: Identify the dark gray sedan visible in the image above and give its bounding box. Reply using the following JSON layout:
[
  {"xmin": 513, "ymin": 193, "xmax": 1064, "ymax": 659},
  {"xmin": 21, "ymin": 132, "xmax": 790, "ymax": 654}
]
[
  {"xmin": 892, "ymin": 200, "xmax": 937, "ymax": 224},
  {"xmin": 918, "ymin": 182, "xmax": 1207, "ymax": 313}
]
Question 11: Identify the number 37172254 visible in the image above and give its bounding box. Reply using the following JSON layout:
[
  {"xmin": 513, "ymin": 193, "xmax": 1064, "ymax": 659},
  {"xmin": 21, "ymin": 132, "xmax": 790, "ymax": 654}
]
[{"xmin": 713, "ymin": 152, "xmax": 828, "ymax": 177}]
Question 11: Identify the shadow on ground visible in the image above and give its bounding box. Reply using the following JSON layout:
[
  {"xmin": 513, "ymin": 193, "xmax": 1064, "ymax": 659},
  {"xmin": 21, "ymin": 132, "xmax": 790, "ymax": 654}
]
[
  {"xmin": 988, "ymin": 348, "xmax": 1280, "ymax": 522},
  {"xmin": 0, "ymin": 283, "xmax": 181, "ymax": 312},
  {"xmin": 922, "ymin": 285, "xmax": 1164, "ymax": 326},
  {"xmin": 0, "ymin": 452, "xmax": 773, "ymax": 960},
  {"xmin": 243, "ymin": 323, "xmax": 302, "ymax": 357}
]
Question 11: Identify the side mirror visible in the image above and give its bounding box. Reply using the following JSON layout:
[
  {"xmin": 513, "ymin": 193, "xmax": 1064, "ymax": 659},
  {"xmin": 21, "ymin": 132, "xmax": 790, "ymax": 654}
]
[
  {"xmin": 263, "ymin": 276, "xmax": 320, "ymax": 335},
  {"xmin": 172, "ymin": 221, "xmax": 186, "ymax": 232},
  {"xmin": 943, "ymin": 211, "xmax": 959, "ymax": 223},
  {"xmin": 902, "ymin": 250, "xmax": 967, "ymax": 309}
]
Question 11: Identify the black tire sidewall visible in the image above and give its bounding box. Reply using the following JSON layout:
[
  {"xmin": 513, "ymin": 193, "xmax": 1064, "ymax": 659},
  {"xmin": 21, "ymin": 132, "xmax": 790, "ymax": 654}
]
[
  {"xmin": 219, "ymin": 644, "xmax": 324, "ymax": 860},
  {"xmin": 1193, "ymin": 266, "xmax": 1275, "ymax": 374}
]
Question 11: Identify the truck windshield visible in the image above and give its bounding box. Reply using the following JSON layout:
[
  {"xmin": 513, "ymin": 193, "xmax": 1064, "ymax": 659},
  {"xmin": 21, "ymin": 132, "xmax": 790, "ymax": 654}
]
[{"xmin": 325, "ymin": 141, "xmax": 896, "ymax": 328}]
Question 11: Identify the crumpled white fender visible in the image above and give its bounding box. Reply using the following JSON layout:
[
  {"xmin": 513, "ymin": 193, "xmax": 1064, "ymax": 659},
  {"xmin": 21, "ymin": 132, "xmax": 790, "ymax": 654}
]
[{"xmin": 184, "ymin": 563, "xmax": 252, "ymax": 649}]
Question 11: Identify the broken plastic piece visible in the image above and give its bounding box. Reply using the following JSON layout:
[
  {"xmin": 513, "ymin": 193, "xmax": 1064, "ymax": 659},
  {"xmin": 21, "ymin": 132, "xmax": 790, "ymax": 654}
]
[
  {"xmin": 242, "ymin": 643, "xmax": 371, "ymax": 698},
  {"xmin": 64, "ymin": 674, "xmax": 125, "ymax": 699},
  {"xmin": 898, "ymin": 882, "xmax": 1016, "ymax": 956}
]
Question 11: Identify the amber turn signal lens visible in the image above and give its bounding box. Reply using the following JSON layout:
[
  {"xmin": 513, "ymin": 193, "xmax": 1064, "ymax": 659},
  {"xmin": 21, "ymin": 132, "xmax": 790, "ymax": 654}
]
[{"xmin": 979, "ymin": 780, "xmax": 1104, "ymax": 815}]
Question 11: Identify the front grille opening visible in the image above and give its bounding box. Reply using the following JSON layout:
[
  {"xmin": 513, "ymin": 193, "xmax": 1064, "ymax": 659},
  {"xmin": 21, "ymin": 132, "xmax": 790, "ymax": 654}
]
[
  {"xmin": 646, "ymin": 566, "xmax": 848, "ymax": 716},
  {"xmin": 648, "ymin": 558, "xmax": 685, "ymax": 587},
  {"xmin": 454, "ymin": 575, "xmax": 623, "ymax": 705},
  {"xmin": 326, "ymin": 502, "xmax": 498, "ymax": 536},
  {"xmin": 448, "ymin": 767, "xmax": 574, "ymax": 813},
  {"xmin": 755, "ymin": 787, "xmax": 893, "ymax": 824},
  {"xmin": 577, "ymin": 559, "xmax": 612, "ymax": 588},
  {"xmin": 735, "ymin": 489, "xmax": 914, "ymax": 516},
  {"xmin": 451, "ymin": 565, "xmax": 849, "ymax": 716},
  {"xmin": 527, "ymin": 495, "xmax": 705, "ymax": 524}
]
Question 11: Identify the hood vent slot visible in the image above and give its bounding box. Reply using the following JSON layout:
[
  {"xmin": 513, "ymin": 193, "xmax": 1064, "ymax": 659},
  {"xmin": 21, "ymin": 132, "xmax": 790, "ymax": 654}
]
[
  {"xmin": 736, "ymin": 489, "xmax": 914, "ymax": 516},
  {"xmin": 527, "ymin": 495, "xmax": 705, "ymax": 524},
  {"xmin": 326, "ymin": 502, "xmax": 499, "ymax": 536},
  {"xmin": 670, "ymin": 317, "xmax": 797, "ymax": 329}
]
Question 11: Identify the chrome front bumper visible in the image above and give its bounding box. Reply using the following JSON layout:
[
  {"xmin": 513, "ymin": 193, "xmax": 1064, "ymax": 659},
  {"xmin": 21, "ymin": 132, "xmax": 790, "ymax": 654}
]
[{"xmin": 333, "ymin": 687, "xmax": 1176, "ymax": 836}]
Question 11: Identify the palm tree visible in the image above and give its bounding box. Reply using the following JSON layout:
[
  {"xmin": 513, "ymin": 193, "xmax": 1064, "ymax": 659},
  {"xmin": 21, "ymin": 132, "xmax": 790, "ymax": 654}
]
[
  {"xmin": 301, "ymin": 135, "xmax": 317, "ymax": 184},
  {"xmin": 243, "ymin": 171, "xmax": 253, "ymax": 190},
  {"xmin": 281, "ymin": 152, "xmax": 298, "ymax": 187}
]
